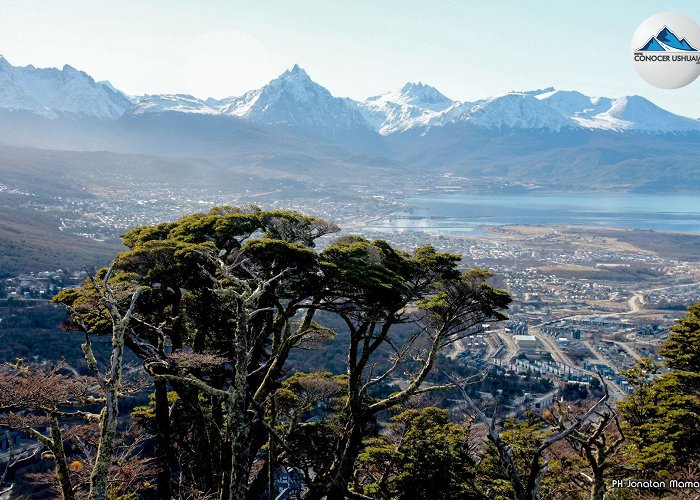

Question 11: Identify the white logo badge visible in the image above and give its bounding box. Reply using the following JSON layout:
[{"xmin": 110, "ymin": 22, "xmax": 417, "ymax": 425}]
[{"xmin": 631, "ymin": 12, "xmax": 700, "ymax": 89}]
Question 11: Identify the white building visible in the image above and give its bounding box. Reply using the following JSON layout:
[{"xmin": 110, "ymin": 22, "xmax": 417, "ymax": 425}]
[{"xmin": 514, "ymin": 334, "xmax": 540, "ymax": 353}]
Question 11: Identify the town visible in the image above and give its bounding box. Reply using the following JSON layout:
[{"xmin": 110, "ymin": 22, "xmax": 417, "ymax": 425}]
[{"xmin": 2, "ymin": 176, "xmax": 699, "ymax": 412}]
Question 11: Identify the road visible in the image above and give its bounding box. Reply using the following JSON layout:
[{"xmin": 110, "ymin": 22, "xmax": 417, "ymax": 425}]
[
  {"xmin": 496, "ymin": 281, "xmax": 700, "ymax": 404},
  {"xmin": 529, "ymin": 326, "xmax": 576, "ymax": 367},
  {"xmin": 527, "ymin": 327, "xmax": 627, "ymax": 401},
  {"xmin": 535, "ymin": 281, "xmax": 700, "ymax": 328},
  {"xmin": 601, "ymin": 339, "xmax": 643, "ymax": 362},
  {"xmin": 495, "ymin": 331, "xmax": 518, "ymax": 362},
  {"xmin": 581, "ymin": 340, "xmax": 615, "ymax": 368},
  {"xmin": 627, "ymin": 293, "xmax": 643, "ymax": 313}
]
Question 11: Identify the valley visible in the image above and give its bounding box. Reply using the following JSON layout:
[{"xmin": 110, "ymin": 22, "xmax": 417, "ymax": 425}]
[{"xmin": 0, "ymin": 50, "xmax": 698, "ymax": 465}]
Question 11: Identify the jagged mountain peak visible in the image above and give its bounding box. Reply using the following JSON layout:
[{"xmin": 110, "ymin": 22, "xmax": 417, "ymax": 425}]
[
  {"xmin": 0, "ymin": 56, "xmax": 132, "ymax": 119},
  {"xmin": 257, "ymin": 65, "xmax": 332, "ymax": 104},
  {"xmin": 216, "ymin": 65, "xmax": 371, "ymax": 138},
  {"xmin": 400, "ymin": 81, "xmax": 438, "ymax": 94},
  {"xmin": 0, "ymin": 55, "xmax": 698, "ymax": 136},
  {"xmin": 401, "ymin": 81, "xmax": 425, "ymax": 91},
  {"xmin": 398, "ymin": 81, "xmax": 452, "ymax": 106},
  {"xmin": 368, "ymin": 81, "xmax": 452, "ymax": 108},
  {"xmin": 271, "ymin": 64, "xmax": 317, "ymax": 89},
  {"xmin": 281, "ymin": 63, "xmax": 310, "ymax": 79}
]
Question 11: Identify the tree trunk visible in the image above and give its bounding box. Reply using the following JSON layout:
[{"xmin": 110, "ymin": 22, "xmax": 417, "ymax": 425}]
[
  {"xmin": 49, "ymin": 416, "xmax": 76, "ymax": 500},
  {"xmin": 85, "ymin": 285, "xmax": 141, "ymax": 500},
  {"xmin": 223, "ymin": 308, "xmax": 252, "ymax": 500},
  {"xmin": 310, "ymin": 327, "xmax": 367, "ymax": 499},
  {"xmin": 268, "ymin": 394, "xmax": 276, "ymax": 500},
  {"xmin": 154, "ymin": 378, "xmax": 172, "ymax": 500},
  {"xmin": 175, "ymin": 383, "xmax": 217, "ymax": 492},
  {"xmin": 224, "ymin": 386, "xmax": 251, "ymax": 500},
  {"xmin": 88, "ymin": 320, "xmax": 126, "ymax": 500},
  {"xmin": 312, "ymin": 418, "xmax": 365, "ymax": 499},
  {"xmin": 591, "ymin": 468, "xmax": 606, "ymax": 500}
]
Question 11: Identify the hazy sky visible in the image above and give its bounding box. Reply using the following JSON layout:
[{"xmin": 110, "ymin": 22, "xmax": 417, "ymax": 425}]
[{"xmin": 2, "ymin": 1, "xmax": 700, "ymax": 116}]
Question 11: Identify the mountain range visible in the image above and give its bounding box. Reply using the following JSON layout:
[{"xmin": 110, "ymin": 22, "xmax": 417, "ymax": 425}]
[{"xmin": 0, "ymin": 55, "xmax": 699, "ymax": 192}]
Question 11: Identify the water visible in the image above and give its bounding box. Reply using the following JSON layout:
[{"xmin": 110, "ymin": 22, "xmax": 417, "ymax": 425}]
[{"xmin": 367, "ymin": 193, "xmax": 700, "ymax": 234}]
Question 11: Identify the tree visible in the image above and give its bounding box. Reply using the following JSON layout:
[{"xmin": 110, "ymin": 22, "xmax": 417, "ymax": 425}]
[
  {"xmin": 0, "ymin": 357, "xmax": 156, "ymax": 500},
  {"xmin": 452, "ymin": 374, "xmax": 611, "ymax": 500},
  {"xmin": 355, "ymin": 407, "xmax": 479, "ymax": 499},
  {"xmin": 0, "ymin": 362, "xmax": 95, "ymax": 500},
  {"xmin": 53, "ymin": 206, "xmax": 511, "ymax": 500},
  {"xmin": 57, "ymin": 207, "xmax": 339, "ymax": 500},
  {"xmin": 544, "ymin": 401, "xmax": 627, "ymax": 500},
  {"xmin": 298, "ymin": 239, "xmax": 511, "ymax": 499},
  {"xmin": 84, "ymin": 270, "xmax": 142, "ymax": 500},
  {"xmin": 0, "ymin": 429, "xmax": 40, "ymax": 497},
  {"xmin": 618, "ymin": 303, "xmax": 700, "ymax": 474}
]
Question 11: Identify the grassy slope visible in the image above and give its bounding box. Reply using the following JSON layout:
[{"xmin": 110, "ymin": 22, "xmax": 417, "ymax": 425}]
[{"xmin": 0, "ymin": 206, "xmax": 122, "ymax": 277}]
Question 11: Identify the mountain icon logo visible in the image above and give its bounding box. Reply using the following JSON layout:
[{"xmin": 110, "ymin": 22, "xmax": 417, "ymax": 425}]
[
  {"xmin": 631, "ymin": 13, "xmax": 700, "ymax": 89},
  {"xmin": 638, "ymin": 26, "xmax": 698, "ymax": 52}
]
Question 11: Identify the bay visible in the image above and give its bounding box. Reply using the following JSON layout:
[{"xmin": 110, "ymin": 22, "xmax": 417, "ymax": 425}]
[{"xmin": 366, "ymin": 193, "xmax": 700, "ymax": 234}]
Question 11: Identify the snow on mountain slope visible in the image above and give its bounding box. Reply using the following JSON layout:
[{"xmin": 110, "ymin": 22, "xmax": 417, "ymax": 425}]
[
  {"xmin": 536, "ymin": 90, "xmax": 604, "ymax": 118},
  {"xmin": 455, "ymin": 93, "xmax": 573, "ymax": 130},
  {"xmin": 569, "ymin": 95, "xmax": 700, "ymax": 132},
  {"xmin": 358, "ymin": 82, "xmax": 455, "ymax": 134},
  {"xmin": 98, "ymin": 80, "xmax": 134, "ymax": 102},
  {"xmin": 386, "ymin": 88, "xmax": 700, "ymax": 135},
  {"xmin": 359, "ymin": 84, "xmax": 700, "ymax": 134},
  {"xmin": 364, "ymin": 82, "xmax": 453, "ymax": 114},
  {"xmin": 534, "ymin": 90, "xmax": 700, "ymax": 132},
  {"xmin": 1, "ymin": 54, "xmax": 698, "ymax": 136},
  {"xmin": 216, "ymin": 65, "xmax": 370, "ymax": 137},
  {"xmin": 0, "ymin": 55, "xmax": 132, "ymax": 119},
  {"xmin": 129, "ymin": 94, "xmax": 218, "ymax": 115}
]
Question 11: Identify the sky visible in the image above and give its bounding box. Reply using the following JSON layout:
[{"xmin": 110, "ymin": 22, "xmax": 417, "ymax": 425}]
[{"xmin": 2, "ymin": 0, "xmax": 700, "ymax": 117}]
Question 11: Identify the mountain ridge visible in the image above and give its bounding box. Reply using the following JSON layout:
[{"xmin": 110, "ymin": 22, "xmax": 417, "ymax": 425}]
[
  {"xmin": 0, "ymin": 55, "xmax": 699, "ymax": 193},
  {"xmin": 0, "ymin": 55, "xmax": 132, "ymax": 119},
  {"xmin": 1, "ymin": 55, "xmax": 698, "ymax": 135}
]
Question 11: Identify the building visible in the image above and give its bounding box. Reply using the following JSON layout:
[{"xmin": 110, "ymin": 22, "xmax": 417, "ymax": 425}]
[{"xmin": 514, "ymin": 334, "xmax": 540, "ymax": 353}]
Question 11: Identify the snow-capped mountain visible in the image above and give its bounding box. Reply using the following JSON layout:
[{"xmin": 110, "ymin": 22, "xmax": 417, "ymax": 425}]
[
  {"xmin": 129, "ymin": 94, "xmax": 218, "ymax": 115},
  {"xmin": 451, "ymin": 93, "xmax": 573, "ymax": 131},
  {"xmin": 358, "ymin": 82, "xmax": 455, "ymax": 134},
  {"xmin": 595, "ymin": 96, "xmax": 700, "ymax": 131},
  {"xmin": 0, "ymin": 55, "xmax": 698, "ymax": 137},
  {"xmin": 367, "ymin": 91, "xmax": 573, "ymax": 133},
  {"xmin": 536, "ymin": 90, "xmax": 700, "ymax": 132},
  {"xmin": 215, "ymin": 65, "xmax": 370, "ymax": 138},
  {"xmin": 0, "ymin": 55, "xmax": 132, "ymax": 120},
  {"xmin": 0, "ymin": 56, "xmax": 698, "ymax": 193},
  {"xmin": 536, "ymin": 90, "xmax": 608, "ymax": 119},
  {"xmin": 98, "ymin": 80, "xmax": 133, "ymax": 102},
  {"xmin": 397, "ymin": 88, "xmax": 700, "ymax": 133}
]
